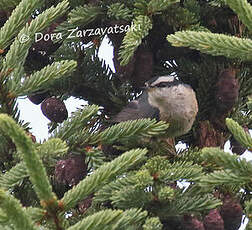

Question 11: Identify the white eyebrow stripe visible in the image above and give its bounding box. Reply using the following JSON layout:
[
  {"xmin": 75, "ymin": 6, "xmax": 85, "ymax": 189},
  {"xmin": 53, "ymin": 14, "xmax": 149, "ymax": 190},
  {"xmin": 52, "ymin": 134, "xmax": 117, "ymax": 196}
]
[{"xmin": 150, "ymin": 76, "xmax": 175, "ymax": 86}]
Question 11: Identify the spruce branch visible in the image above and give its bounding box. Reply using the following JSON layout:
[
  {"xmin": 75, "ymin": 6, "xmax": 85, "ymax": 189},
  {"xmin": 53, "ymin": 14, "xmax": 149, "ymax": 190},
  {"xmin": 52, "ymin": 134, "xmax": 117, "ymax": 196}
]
[
  {"xmin": 88, "ymin": 119, "xmax": 169, "ymax": 145},
  {"xmin": 198, "ymin": 147, "xmax": 252, "ymax": 187},
  {"xmin": 119, "ymin": 15, "xmax": 153, "ymax": 66},
  {"xmin": 95, "ymin": 170, "xmax": 152, "ymax": 209},
  {"xmin": 25, "ymin": 207, "xmax": 45, "ymax": 225},
  {"xmin": 107, "ymin": 3, "xmax": 132, "ymax": 21},
  {"xmin": 0, "ymin": 0, "xmax": 21, "ymax": 10},
  {"xmin": 0, "ymin": 225, "xmax": 16, "ymax": 230},
  {"xmin": 37, "ymin": 138, "xmax": 68, "ymax": 158},
  {"xmin": 67, "ymin": 209, "xmax": 122, "ymax": 230},
  {"xmin": 158, "ymin": 186, "xmax": 176, "ymax": 201},
  {"xmin": 159, "ymin": 161, "xmax": 203, "ymax": 182},
  {"xmin": 112, "ymin": 208, "xmax": 148, "ymax": 230},
  {"xmin": 134, "ymin": 0, "xmax": 179, "ymax": 15},
  {"xmin": 110, "ymin": 186, "xmax": 153, "ymax": 209},
  {"xmin": 171, "ymin": 194, "xmax": 222, "ymax": 214},
  {"xmin": 61, "ymin": 148, "xmax": 148, "ymax": 210},
  {"xmin": 0, "ymin": 208, "xmax": 8, "ymax": 223},
  {"xmin": 67, "ymin": 208, "xmax": 147, "ymax": 230},
  {"xmin": 52, "ymin": 105, "xmax": 100, "ymax": 141},
  {"xmin": 226, "ymin": 0, "xmax": 252, "ymax": 31},
  {"xmin": 9, "ymin": 60, "xmax": 77, "ymax": 97},
  {"xmin": 248, "ymin": 95, "xmax": 252, "ymax": 110},
  {"xmin": 143, "ymin": 217, "xmax": 163, "ymax": 230},
  {"xmin": 199, "ymin": 169, "xmax": 250, "ymax": 187},
  {"xmin": 2, "ymin": 0, "xmax": 70, "ymax": 74},
  {"xmin": 0, "ymin": 114, "xmax": 58, "ymax": 208},
  {"xmin": 0, "ymin": 161, "xmax": 27, "ymax": 189},
  {"xmin": 201, "ymin": 147, "xmax": 252, "ymax": 175},
  {"xmin": 0, "ymin": 138, "xmax": 68, "ymax": 189},
  {"xmin": 166, "ymin": 31, "xmax": 252, "ymax": 60},
  {"xmin": 147, "ymin": 0, "xmax": 179, "ymax": 14},
  {"xmin": 209, "ymin": 0, "xmax": 226, "ymax": 7},
  {"xmin": 245, "ymin": 200, "xmax": 252, "ymax": 219},
  {"xmin": 94, "ymin": 173, "xmax": 142, "ymax": 203},
  {"xmin": 0, "ymin": 189, "xmax": 38, "ymax": 230},
  {"xmin": 134, "ymin": 0, "xmax": 149, "ymax": 15},
  {"xmin": 143, "ymin": 156, "xmax": 173, "ymax": 174},
  {"xmin": 85, "ymin": 147, "xmax": 106, "ymax": 170},
  {"xmin": 246, "ymin": 221, "xmax": 252, "ymax": 229},
  {"xmin": 226, "ymin": 118, "xmax": 252, "ymax": 149},
  {"xmin": 68, "ymin": 5, "xmax": 103, "ymax": 26},
  {"xmin": 161, "ymin": 191, "xmax": 222, "ymax": 216},
  {"xmin": 0, "ymin": 0, "xmax": 42, "ymax": 51}
]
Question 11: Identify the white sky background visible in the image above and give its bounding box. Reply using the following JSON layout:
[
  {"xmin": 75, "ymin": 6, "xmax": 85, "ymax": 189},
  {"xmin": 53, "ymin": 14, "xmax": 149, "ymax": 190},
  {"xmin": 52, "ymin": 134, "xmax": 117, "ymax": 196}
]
[
  {"xmin": 17, "ymin": 37, "xmax": 251, "ymax": 229},
  {"xmin": 17, "ymin": 37, "xmax": 114, "ymax": 141}
]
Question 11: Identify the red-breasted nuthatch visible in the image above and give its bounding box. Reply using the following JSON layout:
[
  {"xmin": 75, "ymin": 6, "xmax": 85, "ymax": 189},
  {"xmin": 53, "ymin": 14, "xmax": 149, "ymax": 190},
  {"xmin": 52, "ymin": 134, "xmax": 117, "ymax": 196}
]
[{"xmin": 113, "ymin": 76, "xmax": 198, "ymax": 137}]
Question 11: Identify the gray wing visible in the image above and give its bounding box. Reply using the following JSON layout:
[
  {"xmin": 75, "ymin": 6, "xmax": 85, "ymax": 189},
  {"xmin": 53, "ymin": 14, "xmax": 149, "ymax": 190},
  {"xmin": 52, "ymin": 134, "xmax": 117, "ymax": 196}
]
[{"xmin": 113, "ymin": 92, "xmax": 160, "ymax": 122}]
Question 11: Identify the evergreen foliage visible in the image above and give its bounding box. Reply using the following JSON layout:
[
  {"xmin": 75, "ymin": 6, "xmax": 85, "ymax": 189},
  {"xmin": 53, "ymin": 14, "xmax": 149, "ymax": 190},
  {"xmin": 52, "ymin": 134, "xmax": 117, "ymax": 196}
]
[
  {"xmin": 166, "ymin": 31, "xmax": 252, "ymax": 61},
  {"xmin": 0, "ymin": 0, "xmax": 251, "ymax": 229}
]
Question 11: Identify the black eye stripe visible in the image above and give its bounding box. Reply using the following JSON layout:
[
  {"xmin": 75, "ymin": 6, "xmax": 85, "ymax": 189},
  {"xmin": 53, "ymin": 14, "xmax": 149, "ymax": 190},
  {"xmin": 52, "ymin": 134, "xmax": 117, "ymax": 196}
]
[
  {"xmin": 155, "ymin": 80, "xmax": 182, "ymax": 88},
  {"xmin": 156, "ymin": 82, "xmax": 167, "ymax": 87}
]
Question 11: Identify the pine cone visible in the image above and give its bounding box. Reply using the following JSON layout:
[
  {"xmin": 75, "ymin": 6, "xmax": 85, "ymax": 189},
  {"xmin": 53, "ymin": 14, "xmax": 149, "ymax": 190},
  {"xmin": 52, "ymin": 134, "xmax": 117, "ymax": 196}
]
[
  {"xmin": 41, "ymin": 97, "xmax": 68, "ymax": 123},
  {"xmin": 113, "ymin": 45, "xmax": 153, "ymax": 88},
  {"xmin": 219, "ymin": 194, "xmax": 243, "ymax": 230},
  {"xmin": 215, "ymin": 68, "xmax": 239, "ymax": 115},
  {"xmin": 131, "ymin": 46, "xmax": 153, "ymax": 88},
  {"xmin": 183, "ymin": 215, "xmax": 205, "ymax": 230},
  {"xmin": 203, "ymin": 209, "xmax": 224, "ymax": 230},
  {"xmin": 28, "ymin": 91, "xmax": 49, "ymax": 105},
  {"xmin": 54, "ymin": 154, "xmax": 87, "ymax": 186}
]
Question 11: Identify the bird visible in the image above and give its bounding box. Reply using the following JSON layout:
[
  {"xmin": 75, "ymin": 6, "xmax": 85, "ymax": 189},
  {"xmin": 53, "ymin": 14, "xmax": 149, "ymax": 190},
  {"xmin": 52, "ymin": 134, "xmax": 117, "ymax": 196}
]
[{"xmin": 113, "ymin": 75, "xmax": 198, "ymax": 137}]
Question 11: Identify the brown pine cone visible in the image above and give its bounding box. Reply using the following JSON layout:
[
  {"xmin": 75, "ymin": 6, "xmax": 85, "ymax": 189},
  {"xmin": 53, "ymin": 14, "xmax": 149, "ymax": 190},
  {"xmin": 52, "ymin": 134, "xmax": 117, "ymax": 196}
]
[
  {"xmin": 203, "ymin": 209, "xmax": 224, "ymax": 230},
  {"xmin": 113, "ymin": 45, "xmax": 153, "ymax": 88},
  {"xmin": 41, "ymin": 97, "xmax": 68, "ymax": 123},
  {"xmin": 54, "ymin": 154, "xmax": 87, "ymax": 186},
  {"xmin": 219, "ymin": 194, "xmax": 243, "ymax": 230},
  {"xmin": 131, "ymin": 46, "xmax": 153, "ymax": 88},
  {"xmin": 183, "ymin": 215, "xmax": 205, "ymax": 230},
  {"xmin": 215, "ymin": 68, "xmax": 239, "ymax": 115}
]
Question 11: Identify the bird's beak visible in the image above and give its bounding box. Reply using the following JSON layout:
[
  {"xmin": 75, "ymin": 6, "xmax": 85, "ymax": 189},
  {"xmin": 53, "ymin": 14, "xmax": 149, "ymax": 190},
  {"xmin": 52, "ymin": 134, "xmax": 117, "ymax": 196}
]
[
  {"xmin": 141, "ymin": 84, "xmax": 153, "ymax": 90},
  {"xmin": 140, "ymin": 86, "xmax": 148, "ymax": 90}
]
